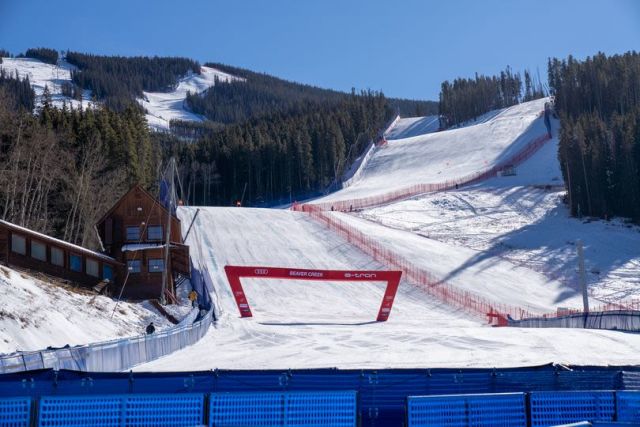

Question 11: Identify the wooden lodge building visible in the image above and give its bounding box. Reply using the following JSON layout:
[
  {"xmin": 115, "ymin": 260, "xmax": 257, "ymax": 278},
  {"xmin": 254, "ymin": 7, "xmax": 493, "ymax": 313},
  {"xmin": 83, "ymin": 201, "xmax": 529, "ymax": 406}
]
[{"xmin": 0, "ymin": 185, "xmax": 190, "ymax": 301}]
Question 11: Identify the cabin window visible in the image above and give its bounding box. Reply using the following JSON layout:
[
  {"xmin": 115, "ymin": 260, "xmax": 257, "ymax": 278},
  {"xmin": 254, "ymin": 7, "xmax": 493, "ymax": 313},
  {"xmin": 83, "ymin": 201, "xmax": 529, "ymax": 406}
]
[
  {"xmin": 127, "ymin": 260, "xmax": 141, "ymax": 273},
  {"xmin": 86, "ymin": 259, "xmax": 99, "ymax": 277},
  {"xmin": 11, "ymin": 234, "xmax": 26, "ymax": 255},
  {"xmin": 148, "ymin": 259, "xmax": 165, "ymax": 273},
  {"xmin": 51, "ymin": 247, "xmax": 64, "ymax": 266},
  {"xmin": 147, "ymin": 225, "xmax": 163, "ymax": 241},
  {"xmin": 31, "ymin": 240, "xmax": 46, "ymax": 261},
  {"xmin": 103, "ymin": 264, "xmax": 113, "ymax": 281},
  {"xmin": 126, "ymin": 226, "xmax": 140, "ymax": 241},
  {"xmin": 69, "ymin": 254, "xmax": 82, "ymax": 272}
]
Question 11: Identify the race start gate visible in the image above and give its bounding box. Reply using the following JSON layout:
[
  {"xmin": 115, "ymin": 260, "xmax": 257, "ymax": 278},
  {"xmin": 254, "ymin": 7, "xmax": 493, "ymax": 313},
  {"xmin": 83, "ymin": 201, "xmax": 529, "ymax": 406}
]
[{"xmin": 224, "ymin": 266, "xmax": 402, "ymax": 322}]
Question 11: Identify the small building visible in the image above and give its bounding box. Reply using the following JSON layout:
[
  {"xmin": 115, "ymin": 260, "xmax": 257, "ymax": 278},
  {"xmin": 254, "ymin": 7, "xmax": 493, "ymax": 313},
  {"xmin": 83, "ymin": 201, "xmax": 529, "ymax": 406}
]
[
  {"xmin": 0, "ymin": 220, "xmax": 123, "ymax": 288},
  {"xmin": 95, "ymin": 185, "xmax": 190, "ymax": 300},
  {"xmin": 0, "ymin": 184, "xmax": 190, "ymax": 302}
]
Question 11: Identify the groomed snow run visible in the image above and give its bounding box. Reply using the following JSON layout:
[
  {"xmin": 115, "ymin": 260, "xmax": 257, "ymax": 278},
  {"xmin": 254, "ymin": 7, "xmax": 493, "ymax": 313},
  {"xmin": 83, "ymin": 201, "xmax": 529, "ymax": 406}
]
[
  {"xmin": 139, "ymin": 66, "xmax": 242, "ymax": 131},
  {"xmin": 138, "ymin": 206, "xmax": 640, "ymax": 371},
  {"xmin": 0, "ymin": 57, "xmax": 95, "ymax": 111},
  {"xmin": 385, "ymin": 115, "xmax": 440, "ymax": 140},
  {"xmin": 0, "ymin": 265, "xmax": 171, "ymax": 354},
  {"xmin": 357, "ymin": 124, "xmax": 640, "ymax": 305},
  {"xmin": 320, "ymin": 98, "xmax": 549, "ymax": 203}
]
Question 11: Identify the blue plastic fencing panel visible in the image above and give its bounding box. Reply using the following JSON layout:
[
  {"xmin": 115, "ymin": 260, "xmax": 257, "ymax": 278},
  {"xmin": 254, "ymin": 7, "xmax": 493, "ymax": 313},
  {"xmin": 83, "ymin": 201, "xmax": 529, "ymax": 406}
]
[
  {"xmin": 408, "ymin": 394, "xmax": 466, "ymax": 427},
  {"xmin": 124, "ymin": 393, "xmax": 205, "ymax": 426},
  {"xmin": 529, "ymin": 391, "xmax": 615, "ymax": 427},
  {"xmin": 616, "ymin": 391, "xmax": 640, "ymax": 422},
  {"xmin": 38, "ymin": 395, "xmax": 122, "ymax": 427},
  {"xmin": 38, "ymin": 393, "xmax": 205, "ymax": 427},
  {"xmin": 209, "ymin": 391, "xmax": 357, "ymax": 427},
  {"xmin": 0, "ymin": 397, "xmax": 31, "ymax": 427},
  {"xmin": 407, "ymin": 392, "xmax": 526, "ymax": 427},
  {"xmin": 210, "ymin": 392, "xmax": 284, "ymax": 426},
  {"xmin": 285, "ymin": 391, "xmax": 357, "ymax": 427}
]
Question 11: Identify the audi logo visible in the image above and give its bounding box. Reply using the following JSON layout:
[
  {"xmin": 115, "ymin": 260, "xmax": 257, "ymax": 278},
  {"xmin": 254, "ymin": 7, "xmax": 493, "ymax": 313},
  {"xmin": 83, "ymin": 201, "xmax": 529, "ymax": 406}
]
[{"xmin": 254, "ymin": 269, "xmax": 269, "ymax": 275}]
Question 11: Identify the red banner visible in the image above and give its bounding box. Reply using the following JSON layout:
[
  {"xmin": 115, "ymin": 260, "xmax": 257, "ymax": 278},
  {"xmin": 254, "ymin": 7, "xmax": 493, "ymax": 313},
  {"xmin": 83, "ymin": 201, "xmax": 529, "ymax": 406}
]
[{"xmin": 223, "ymin": 266, "xmax": 402, "ymax": 322}]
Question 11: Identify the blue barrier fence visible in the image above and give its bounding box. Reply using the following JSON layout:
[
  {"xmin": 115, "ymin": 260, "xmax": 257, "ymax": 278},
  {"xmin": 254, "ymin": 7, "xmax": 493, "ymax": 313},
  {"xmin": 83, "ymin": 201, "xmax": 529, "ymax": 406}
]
[
  {"xmin": 38, "ymin": 393, "xmax": 205, "ymax": 426},
  {"xmin": 209, "ymin": 391, "xmax": 357, "ymax": 427},
  {"xmin": 407, "ymin": 392, "xmax": 527, "ymax": 427},
  {"xmin": 406, "ymin": 390, "xmax": 640, "ymax": 427},
  {"xmin": 5, "ymin": 388, "xmax": 640, "ymax": 426},
  {"xmin": 529, "ymin": 391, "xmax": 615, "ymax": 427},
  {"xmin": 1, "ymin": 365, "xmax": 640, "ymax": 426},
  {"xmin": 0, "ymin": 396, "xmax": 31, "ymax": 427},
  {"xmin": 0, "ymin": 267, "xmax": 214, "ymax": 374}
]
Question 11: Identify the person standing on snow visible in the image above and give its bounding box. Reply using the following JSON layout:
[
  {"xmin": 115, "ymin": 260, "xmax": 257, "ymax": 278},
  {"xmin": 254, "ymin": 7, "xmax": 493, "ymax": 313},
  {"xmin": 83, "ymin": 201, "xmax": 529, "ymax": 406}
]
[{"xmin": 146, "ymin": 322, "xmax": 155, "ymax": 335}]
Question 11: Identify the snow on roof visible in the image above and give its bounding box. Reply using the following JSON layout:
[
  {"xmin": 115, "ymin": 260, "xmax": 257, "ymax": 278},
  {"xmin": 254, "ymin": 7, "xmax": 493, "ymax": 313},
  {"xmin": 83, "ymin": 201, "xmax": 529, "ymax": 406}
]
[
  {"xmin": 122, "ymin": 243, "xmax": 165, "ymax": 252},
  {"xmin": 0, "ymin": 219, "xmax": 118, "ymax": 263}
]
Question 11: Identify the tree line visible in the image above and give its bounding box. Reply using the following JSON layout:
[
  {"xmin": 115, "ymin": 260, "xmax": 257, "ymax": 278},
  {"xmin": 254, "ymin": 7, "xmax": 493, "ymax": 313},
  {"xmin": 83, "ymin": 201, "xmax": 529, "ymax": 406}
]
[
  {"xmin": 66, "ymin": 51, "xmax": 200, "ymax": 111},
  {"xmin": 0, "ymin": 69, "xmax": 34, "ymax": 112},
  {"xmin": 166, "ymin": 90, "xmax": 390, "ymax": 206},
  {"xmin": 0, "ymin": 82, "xmax": 159, "ymax": 249},
  {"xmin": 187, "ymin": 62, "xmax": 436, "ymax": 125},
  {"xmin": 24, "ymin": 47, "xmax": 59, "ymax": 65},
  {"xmin": 551, "ymin": 51, "xmax": 640, "ymax": 222},
  {"xmin": 0, "ymin": 49, "xmax": 10, "ymax": 63},
  {"xmin": 439, "ymin": 66, "xmax": 545, "ymax": 127}
]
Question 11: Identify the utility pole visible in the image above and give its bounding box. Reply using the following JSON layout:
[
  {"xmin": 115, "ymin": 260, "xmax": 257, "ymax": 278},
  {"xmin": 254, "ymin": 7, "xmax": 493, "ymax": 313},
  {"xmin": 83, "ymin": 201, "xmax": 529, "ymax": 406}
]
[
  {"xmin": 240, "ymin": 182, "xmax": 248, "ymax": 207},
  {"xmin": 577, "ymin": 240, "xmax": 589, "ymax": 315},
  {"xmin": 160, "ymin": 158, "xmax": 175, "ymax": 305}
]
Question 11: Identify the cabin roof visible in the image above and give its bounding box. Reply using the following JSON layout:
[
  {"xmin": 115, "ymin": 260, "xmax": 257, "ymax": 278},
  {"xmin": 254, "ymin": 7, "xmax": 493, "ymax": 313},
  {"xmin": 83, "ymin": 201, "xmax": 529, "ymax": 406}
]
[{"xmin": 95, "ymin": 184, "xmax": 180, "ymax": 229}]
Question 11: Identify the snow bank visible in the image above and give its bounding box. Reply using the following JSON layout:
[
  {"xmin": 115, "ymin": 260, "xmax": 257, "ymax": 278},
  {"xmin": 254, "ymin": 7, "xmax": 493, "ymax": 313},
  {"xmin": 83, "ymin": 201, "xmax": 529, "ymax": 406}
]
[{"xmin": 0, "ymin": 265, "xmax": 171, "ymax": 354}]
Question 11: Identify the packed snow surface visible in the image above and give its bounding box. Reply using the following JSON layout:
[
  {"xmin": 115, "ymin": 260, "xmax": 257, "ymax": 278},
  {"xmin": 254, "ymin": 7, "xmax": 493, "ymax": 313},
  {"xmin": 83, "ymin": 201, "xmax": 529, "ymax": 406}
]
[
  {"xmin": 0, "ymin": 265, "xmax": 171, "ymax": 354},
  {"xmin": 138, "ymin": 98, "xmax": 640, "ymax": 370},
  {"xmin": 138, "ymin": 205, "xmax": 640, "ymax": 371},
  {"xmin": 385, "ymin": 115, "xmax": 440, "ymax": 140},
  {"xmin": 0, "ymin": 57, "xmax": 95, "ymax": 110},
  {"xmin": 139, "ymin": 66, "xmax": 242, "ymax": 131},
  {"xmin": 320, "ymin": 98, "xmax": 548, "ymax": 203}
]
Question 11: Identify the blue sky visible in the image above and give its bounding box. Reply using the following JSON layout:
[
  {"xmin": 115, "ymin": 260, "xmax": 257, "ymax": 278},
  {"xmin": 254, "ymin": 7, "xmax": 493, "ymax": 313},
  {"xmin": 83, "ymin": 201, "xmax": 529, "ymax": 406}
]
[{"xmin": 1, "ymin": 0, "xmax": 638, "ymax": 100}]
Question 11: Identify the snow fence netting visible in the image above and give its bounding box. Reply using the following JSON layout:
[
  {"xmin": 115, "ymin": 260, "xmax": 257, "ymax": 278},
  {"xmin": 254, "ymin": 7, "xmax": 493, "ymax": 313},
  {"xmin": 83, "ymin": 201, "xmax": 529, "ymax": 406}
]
[{"xmin": 307, "ymin": 133, "xmax": 551, "ymax": 212}]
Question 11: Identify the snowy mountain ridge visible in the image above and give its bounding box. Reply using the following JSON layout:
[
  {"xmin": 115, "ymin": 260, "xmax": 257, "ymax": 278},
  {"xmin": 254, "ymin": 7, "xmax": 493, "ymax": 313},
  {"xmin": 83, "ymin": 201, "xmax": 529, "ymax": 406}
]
[{"xmin": 0, "ymin": 57, "xmax": 242, "ymax": 131}]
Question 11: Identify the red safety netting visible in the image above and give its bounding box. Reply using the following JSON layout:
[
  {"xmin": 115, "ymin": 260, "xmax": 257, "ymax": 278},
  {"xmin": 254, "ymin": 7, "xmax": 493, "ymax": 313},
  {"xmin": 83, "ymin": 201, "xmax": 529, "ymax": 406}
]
[
  {"xmin": 303, "ymin": 134, "xmax": 551, "ymax": 212},
  {"xmin": 292, "ymin": 131, "xmax": 640, "ymax": 324},
  {"xmin": 293, "ymin": 205, "xmax": 531, "ymax": 324}
]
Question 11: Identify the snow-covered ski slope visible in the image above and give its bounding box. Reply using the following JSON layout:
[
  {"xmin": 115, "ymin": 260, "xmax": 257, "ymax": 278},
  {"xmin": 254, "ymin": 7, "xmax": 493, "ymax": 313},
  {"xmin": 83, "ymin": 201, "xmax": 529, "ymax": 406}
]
[
  {"xmin": 385, "ymin": 115, "xmax": 440, "ymax": 140},
  {"xmin": 0, "ymin": 265, "xmax": 171, "ymax": 354},
  {"xmin": 139, "ymin": 205, "xmax": 640, "ymax": 370},
  {"xmin": 320, "ymin": 98, "xmax": 548, "ymax": 204},
  {"xmin": 356, "ymin": 123, "xmax": 640, "ymax": 305},
  {"xmin": 138, "ymin": 98, "xmax": 640, "ymax": 370},
  {"xmin": 139, "ymin": 65, "xmax": 242, "ymax": 131},
  {"xmin": 0, "ymin": 57, "xmax": 95, "ymax": 110}
]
